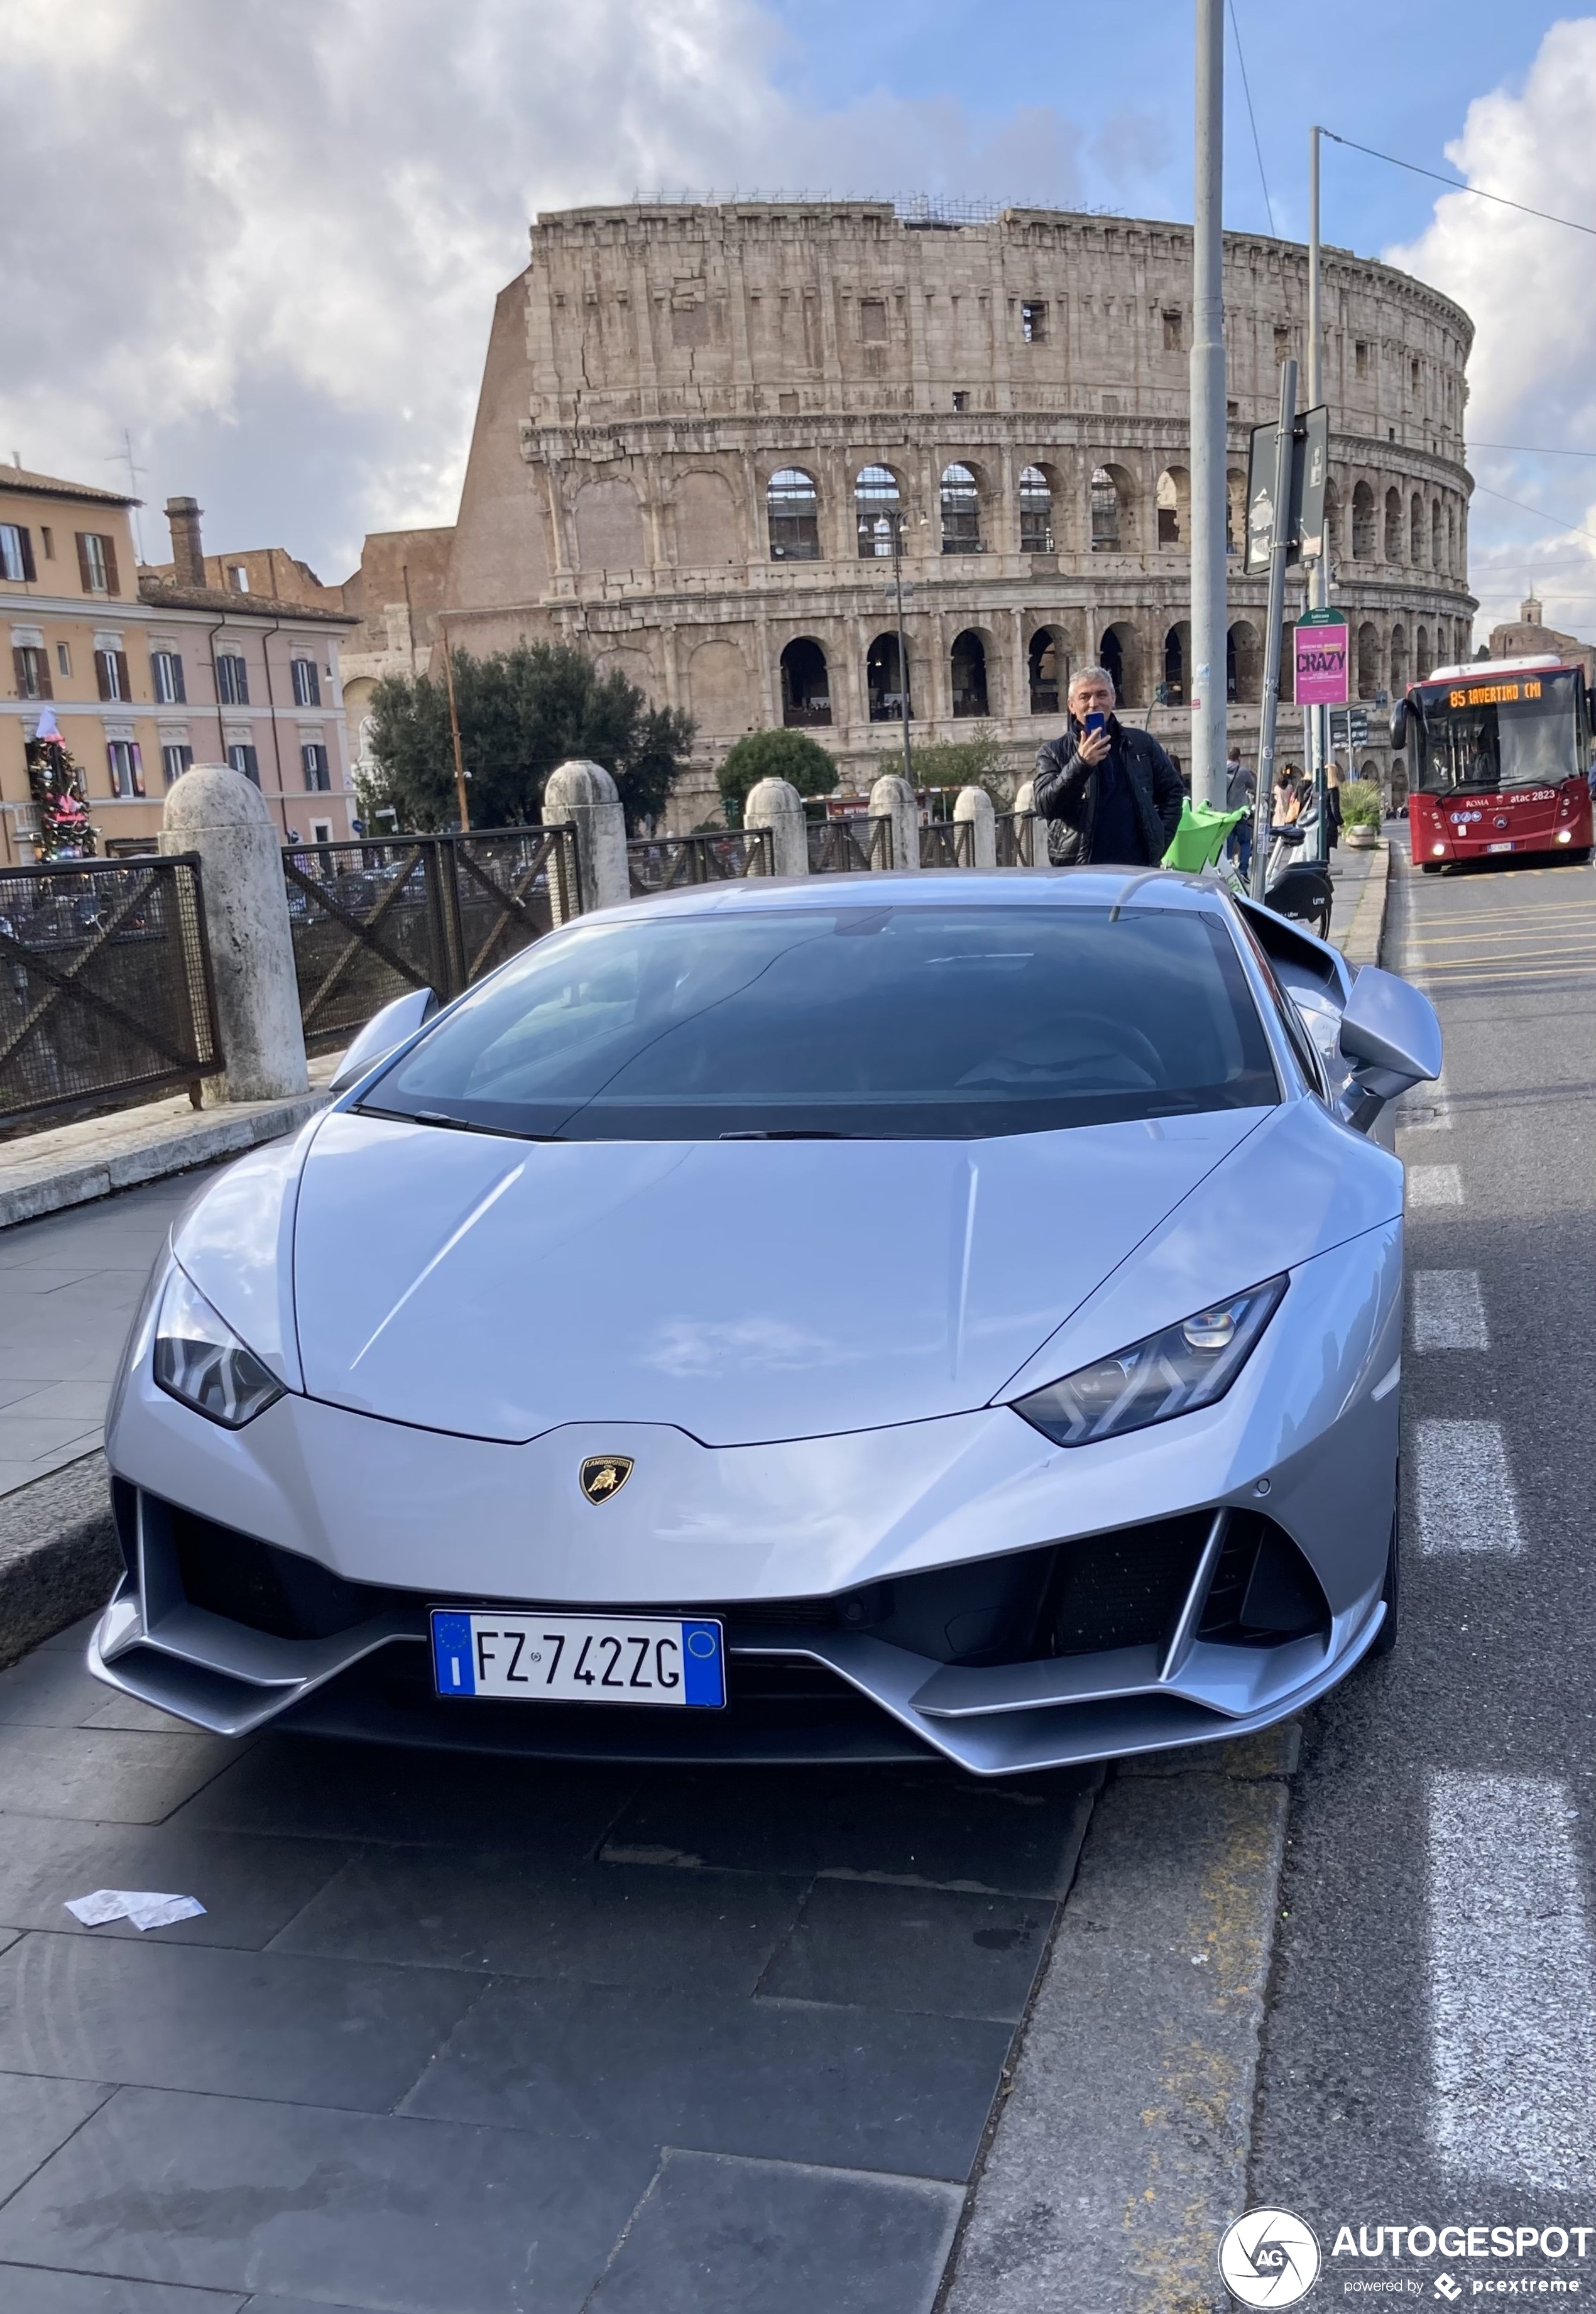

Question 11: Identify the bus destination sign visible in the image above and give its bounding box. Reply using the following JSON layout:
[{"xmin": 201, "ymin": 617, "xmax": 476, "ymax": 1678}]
[{"xmin": 1444, "ymin": 680, "xmax": 1543, "ymax": 709}]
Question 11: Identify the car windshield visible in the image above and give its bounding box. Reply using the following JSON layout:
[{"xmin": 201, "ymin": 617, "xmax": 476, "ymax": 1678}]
[{"xmin": 362, "ymin": 903, "xmax": 1279, "ymax": 1142}]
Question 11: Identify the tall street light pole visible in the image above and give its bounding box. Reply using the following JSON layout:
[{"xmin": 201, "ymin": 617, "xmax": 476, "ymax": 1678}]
[
  {"xmin": 1189, "ymin": 0, "xmax": 1227, "ymax": 809},
  {"xmin": 877, "ymin": 512, "xmax": 915, "ymax": 787},
  {"xmin": 1306, "ymin": 124, "xmax": 1330, "ymax": 861}
]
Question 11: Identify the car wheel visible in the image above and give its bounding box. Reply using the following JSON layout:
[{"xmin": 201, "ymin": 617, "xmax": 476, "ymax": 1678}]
[{"xmin": 1368, "ymin": 1510, "xmax": 1399, "ymax": 1657}]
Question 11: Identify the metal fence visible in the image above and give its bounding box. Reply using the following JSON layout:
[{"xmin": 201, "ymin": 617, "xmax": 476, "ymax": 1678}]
[
  {"xmin": 285, "ymin": 826, "xmax": 578, "ymax": 1054},
  {"xmin": 919, "ymin": 819, "xmax": 975, "ymax": 869},
  {"xmin": 995, "ymin": 812, "xmax": 1047, "ymax": 868},
  {"xmin": 0, "ymin": 856, "xmax": 222, "ymax": 1129},
  {"xmin": 808, "ymin": 816, "xmax": 894, "ymax": 873},
  {"xmin": 626, "ymin": 828, "xmax": 772, "ymax": 897}
]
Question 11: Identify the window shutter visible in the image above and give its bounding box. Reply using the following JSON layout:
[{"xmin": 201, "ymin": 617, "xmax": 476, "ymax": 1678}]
[
  {"xmin": 19, "ymin": 528, "xmax": 35, "ymax": 582},
  {"xmin": 96, "ymin": 650, "xmax": 112, "ymax": 702},
  {"xmin": 75, "ymin": 533, "xmax": 93, "ymax": 591},
  {"xmin": 102, "ymin": 537, "xmax": 120, "ymax": 594},
  {"xmin": 36, "ymin": 650, "xmax": 52, "ymax": 702},
  {"xmin": 115, "ymin": 651, "xmax": 131, "ymax": 701},
  {"xmin": 172, "ymin": 653, "xmax": 186, "ymax": 704},
  {"xmin": 11, "ymin": 647, "xmax": 26, "ymax": 696}
]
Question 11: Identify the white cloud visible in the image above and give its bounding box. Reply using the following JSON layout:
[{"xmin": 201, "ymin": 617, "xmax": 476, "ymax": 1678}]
[
  {"xmin": 0, "ymin": 0, "xmax": 1084, "ymax": 577},
  {"xmin": 1389, "ymin": 19, "xmax": 1596, "ymax": 638}
]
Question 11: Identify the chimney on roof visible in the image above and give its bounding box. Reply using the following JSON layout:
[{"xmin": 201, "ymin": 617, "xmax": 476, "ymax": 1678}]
[{"xmin": 165, "ymin": 496, "xmax": 205, "ymax": 588}]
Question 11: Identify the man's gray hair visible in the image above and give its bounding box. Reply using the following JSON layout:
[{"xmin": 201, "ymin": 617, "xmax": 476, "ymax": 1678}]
[{"xmin": 1067, "ymin": 665, "xmax": 1117, "ymax": 700}]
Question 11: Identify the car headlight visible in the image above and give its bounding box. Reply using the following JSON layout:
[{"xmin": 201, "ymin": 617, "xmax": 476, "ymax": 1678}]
[
  {"xmin": 153, "ymin": 1266, "xmax": 285, "ymax": 1429},
  {"xmin": 1010, "ymin": 1275, "xmax": 1287, "ymax": 1447}
]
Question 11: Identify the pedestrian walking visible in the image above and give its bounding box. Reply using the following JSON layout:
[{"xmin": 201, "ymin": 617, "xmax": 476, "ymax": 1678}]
[
  {"xmin": 1033, "ymin": 667, "xmax": 1184, "ymax": 867},
  {"xmin": 1273, "ymin": 763, "xmax": 1308, "ymax": 827},
  {"xmin": 1225, "ymin": 745, "xmax": 1255, "ymax": 878},
  {"xmin": 1323, "ymin": 758, "xmax": 1343, "ymax": 851}
]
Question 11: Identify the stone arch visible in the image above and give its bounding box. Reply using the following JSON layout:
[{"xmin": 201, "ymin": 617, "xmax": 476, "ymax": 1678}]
[
  {"xmin": 1416, "ymin": 625, "xmax": 1432, "ymax": 681},
  {"xmin": 1227, "ymin": 619, "xmax": 1262, "ymax": 705},
  {"xmin": 1384, "ymin": 488, "xmax": 1402, "ymax": 562},
  {"xmin": 855, "ymin": 464, "xmax": 904, "ymax": 558},
  {"xmin": 779, "ymin": 636, "xmax": 831, "ymax": 727},
  {"xmin": 1410, "ymin": 492, "xmax": 1425, "ymax": 565},
  {"xmin": 866, "ymin": 631, "xmax": 912, "ymax": 721},
  {"xmin": 1161, "ymin": 621, "xmax": 1191, "ymax": 705},
  {"xmin": 574, "ymin": 478, "xmax": 647, "ymax": 576},
  {"xmin": 1019, "ymin": 463, "xmax": 1056, "ymax": 553},
  {"xmin": 673, "ymin": 470, "xmax": 741, "ymax": 569},
  {"xmin": 951, "ymin": 628, "xmax": 991, "ymax": 718},
  {"xmin": 1091, "ymin": 464, "xmax": 1135, "ymax": 552},
  {"xmin": 687, "ymin": 638, "xmax": 750, "ymax": 733},
  {"xmin": 1357, "ymin": 621, "xmax": 1380, "ymax": 701},
  {"xmin": 1099, "ymin": 620, "xmax": 1143, "ymax": 706},
  {"xmin": 1431, "ymin": 499, "xmax": 1445, "ymax": 572},
  {"xmin": 1323, "ymin": 478, "xmax": 1342, "ymax": 564},
  {"xmin": 1352, "ymin": 481, "xmax": 1375, "ymax": 560},
  {"xmin": 1446, "ymin": 505, "xmax": 1457, "ymax": 575},
  {"xmin": 1227, "ymin": 468, "xmax": 1247, "ymax": 556},
  {"xmin": 940, "ymin": 462, "xmax": 982, "ymax": 554},
  {"xmin": 1389, "ymin": 621, "xmax": 1408, "ymax": 696},
  {"xmin": 1156, "ymin": 465, "xmax": 1191, "ymax": 547},
  {"xmin": 595, "ymin": 643, "xmax": 655, "ymax": 696},
  {"xmin": 767, "ymin": 467, "xmax": 821, "ymax": 562},
  {"xmin": 1029, "ymin": 623, "xmax": 1069, "ymax": 714}
]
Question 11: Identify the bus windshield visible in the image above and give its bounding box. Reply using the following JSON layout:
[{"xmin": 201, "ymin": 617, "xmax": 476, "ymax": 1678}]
[{"xmin": 1409, "ymin": 669, "xmax": 1584, "ymax": 795}]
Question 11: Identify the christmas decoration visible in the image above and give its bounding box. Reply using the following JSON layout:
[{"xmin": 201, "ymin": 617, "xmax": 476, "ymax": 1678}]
[{"xmin": 25, "ymin": 709, "xmax": 97, "ymax": 860}]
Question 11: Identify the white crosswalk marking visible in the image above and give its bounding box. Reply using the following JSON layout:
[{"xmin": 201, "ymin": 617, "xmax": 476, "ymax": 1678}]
[
  {"xmin": 1416, "ymin": 1420, "xmax": 1522, "ymax": 1554},
  {"xmin": 1413, "ymin": 1270, "xmax": 1489, "ymax": 1351},
  {"xmin": 1407, "ymin": 1164, "xmax": 1463, "ymax": 1207},
  {"xmin": 1429, "ymin": 1772, "xmax": 1596, "ymax": 2192}
]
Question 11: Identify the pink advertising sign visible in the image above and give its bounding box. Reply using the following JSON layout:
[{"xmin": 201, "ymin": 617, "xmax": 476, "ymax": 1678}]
[{"xmin": 1294, "ymin": 616, "xmax": 1349, "ymax": 705}]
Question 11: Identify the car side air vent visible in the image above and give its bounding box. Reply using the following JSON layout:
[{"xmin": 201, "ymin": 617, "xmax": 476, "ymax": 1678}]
[{"xmin": 1198, "ymin": 1512, "xmax": 1330, "ymax": 1646}]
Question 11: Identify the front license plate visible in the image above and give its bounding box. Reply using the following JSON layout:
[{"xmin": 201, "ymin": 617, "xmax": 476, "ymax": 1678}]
[
  {"xmin": 1487, "ymin": 840, "xmax": 1513, "ymax": 852},
  {"xmin": 430, "ymin": 1610, "xmax": 725, "ymax": 1709}
]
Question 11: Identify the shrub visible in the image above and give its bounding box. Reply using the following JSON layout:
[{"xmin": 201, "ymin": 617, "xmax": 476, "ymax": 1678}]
[
  {"xmin": 717, "ymin": 728, "xmax": 838, "ymax": 823},
  {"xmin": 878, "ymin": 726, "xmax": 1014, "ymax": 804},
  {"xmin": 1340, "ymin": 779, "xmax": 1382, "ymax": 829}
]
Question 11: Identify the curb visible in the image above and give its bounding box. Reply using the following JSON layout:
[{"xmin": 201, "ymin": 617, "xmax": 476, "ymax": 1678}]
[
  {"xmin": 0, "ymin": 1089, "xmax": 332, "ymax": 1230},
  {"xmin": 1336, "ymin": 841, "xmax": 1391, "ymax": 971},
  {"xmin": 945, "ymin": 1725, "xmax": 1299, "ymax": 2314},
  {"xmin": 0, "ymin": 1451, "xmax": 118, "ymax": 1673}
]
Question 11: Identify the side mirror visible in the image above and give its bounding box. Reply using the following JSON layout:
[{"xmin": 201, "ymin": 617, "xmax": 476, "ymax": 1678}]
[
  {"xmin": 1389, "ymin": 699, "xmax": 1407, "ymax": 753},
  {"xmin": 328, "ymin": 986, "xmax": 439, "ymax": 1094},
  {"xmin": 1336, "ymin": 965, "xmax": 1441, "ymax": 1128}
]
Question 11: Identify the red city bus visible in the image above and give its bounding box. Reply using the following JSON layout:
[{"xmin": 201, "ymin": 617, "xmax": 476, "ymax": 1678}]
[{"xmin": 1397, "ymin": 655, "xmax": 1594, "ymax": 870}]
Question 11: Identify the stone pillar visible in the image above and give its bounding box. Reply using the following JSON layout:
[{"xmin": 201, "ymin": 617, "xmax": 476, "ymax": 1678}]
[
  {"xmin": 954, "ymin": 785, "xmax": 997, "ymax": 868},
  {"xmin": 869, "ymin": 773, "xmax": 921, "ymax": 873},
  {"xmin": 1012, "ymin": 776, "xmax": 1049, "ymax": 868},
  {"xmin": 744, "ymin": 777, "xmax": 809, "ymax": 877},
  {"xmin": 545, "ymin": 758, "xmax": 629, "ymax": 914},
  {"xmin": 161, "ymin": 763, "xmax": 309, "ymax": 1106}
]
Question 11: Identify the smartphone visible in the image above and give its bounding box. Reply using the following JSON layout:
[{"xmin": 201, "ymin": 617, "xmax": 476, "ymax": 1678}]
[{"xmin": 1084, "ymin": 712, "xmax": 1107, "ymax": 734}]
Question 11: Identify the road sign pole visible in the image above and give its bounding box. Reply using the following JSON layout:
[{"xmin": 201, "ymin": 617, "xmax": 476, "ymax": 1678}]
[
  {"xmin": 1250, "ymin": 358, "xmax": 1299, "ymax": 900},
  {"xmin": 1306, "ymin": 126, "xmax": 1330, "ymax": 863},
  {"xmin": 1189, "ymin": 0, "xmax": 1228, "ymax": 810}
]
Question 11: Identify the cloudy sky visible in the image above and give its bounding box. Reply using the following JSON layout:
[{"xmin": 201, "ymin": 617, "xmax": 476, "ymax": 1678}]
[{"xmin": 4, "ymin": 0, "xmax": 1595, "ymax": 639}]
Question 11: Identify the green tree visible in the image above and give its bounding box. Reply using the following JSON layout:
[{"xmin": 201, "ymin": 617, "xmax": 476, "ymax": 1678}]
[
  {"xmin": 716, "ymin": 728, "xmax": 838, "ymax": 824},
  {"xmin": 361, "ymin": 641, "xmax": 694, "ymax": 833},
  {"xmin": 877, "ymin": 726, "xmax": 1014, "ymax": 804}
]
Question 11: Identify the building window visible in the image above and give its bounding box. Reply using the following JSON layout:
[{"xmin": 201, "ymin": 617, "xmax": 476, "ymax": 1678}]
[
  {"xmin": 228, "ymin": 564, "xmax": 249, "ymax": 592},
  {"xmin": 291, "ymin": 657, "xmax": 321, "ymax": 706},
  {"xmin": 0, "ymin": 523, "xmax": 36, "ymax": 582},
  {"xmin": 302, "ymin": 741, "xmax": 331, "ymax": 790},
  {"xmin": 55, "ymin": 641, "xmax": 70, "ymax": 677},
  {"xmin": 859, "ymin": 298, "xmax": 887, "ymax": 342},
  {"xmin": 1021, "ymin": 301, "xmax": 1047, "ymax": 344},
  {"xmin": 1411, "ymin": 357, "xmax": 1421, "ymax": 394},
  {"xmin": 107, "ymin": 741, "xmax": 145, "ymax": 798},
  {"xmin": 1273, "ymin": 325, "xmax": 1291, "ymax": 363},
  {"xmin": 11, "ymin": 645, "xmax": 50, "ymax": 700},
  {"xmin": 40, "ymin": 526, "xmax": 53, "ymax": 560},
  {"xmin": 951, "ymin": 390, "xmax": 970, "ymax": 412},
  {"xmin": 309, "ymin": 818, "xmax": 333, "ymax": 844},
  {"xmin": 939, "ymin": 462, "xmax": 981, "ymax": 554},
  {"xmin": 1090, "ymin": 466, "xmax": 1124, "ymax": 551},
  {"xmin": 1019, "ymin": 466, "xmax": 1054, "ymax": 554},
  {"xmin": 855, "ymin": 465, "xmax": 901, "ymax": 557},
  {"xmin": 161, "ymin": 743, "xmax": 194, "ymax": 786},
  {"xmin": 1162, "ymin": 309, "xmax": 1183, "ymax": 351},
  {"xmin": 1355, "ymin": 341, "xmax": 1369, "ymax": 379},
  {"xmin": 94, "ymin": 647, "xmax": 131, "ymax": 702},
  {"xmin": 151, "ymin": 649, "xmax": 185, "ymax": 704},
  {"xmin": 216, "ymin": 652, "xmax": 249, "ymax": 705},
  {"xmin": 76, "ymin": 532, "xmax": 117, "ymax": 594},
  {"xmin": 766, "ymin": 468, "xmax": 821, "ymax": 562},
  {"xmin": 227, "ymin": 741, "xmax": 260, "ymax": 784}
]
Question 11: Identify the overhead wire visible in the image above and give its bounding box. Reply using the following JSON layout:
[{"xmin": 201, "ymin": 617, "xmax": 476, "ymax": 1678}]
[
  {"xmin": 1321, "ymin": 129, "xmax": 1596, "ymax": 243},
  {"xmin": 1227, "ymin": 0, "xmax": 1276, "ymax": 237}
]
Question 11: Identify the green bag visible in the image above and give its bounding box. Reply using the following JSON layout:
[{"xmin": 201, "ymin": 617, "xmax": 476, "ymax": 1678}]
[{"xmin": 1162, "ymin": 798, "xmax": 1249, "ymax": 873}]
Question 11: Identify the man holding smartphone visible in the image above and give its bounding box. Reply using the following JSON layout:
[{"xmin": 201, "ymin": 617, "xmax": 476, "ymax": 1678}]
[{"xmin": 1032, "ymin": 665, "xmax": 1184, "ymax": 866}]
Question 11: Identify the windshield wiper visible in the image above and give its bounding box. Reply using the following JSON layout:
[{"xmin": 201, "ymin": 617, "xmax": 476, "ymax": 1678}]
[
  {"xmin": 718, "ymin": 1128, "xmax": 870, "ymax": 1140},
  {"xmin": 360, "ymin": 1105, "xmax": 561, "ymax": 1143}
]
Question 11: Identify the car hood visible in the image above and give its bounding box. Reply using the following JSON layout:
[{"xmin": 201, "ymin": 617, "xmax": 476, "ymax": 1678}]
[{"xmin": 275, "ymin": 1108, "xmax": 1268, "ymax": 1445}]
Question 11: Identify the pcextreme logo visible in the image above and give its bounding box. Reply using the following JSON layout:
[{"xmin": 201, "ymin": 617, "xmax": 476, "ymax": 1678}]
[{"xmin": 1220, "ymin": 2209, "xmax": 1323, "ymax": 2306}]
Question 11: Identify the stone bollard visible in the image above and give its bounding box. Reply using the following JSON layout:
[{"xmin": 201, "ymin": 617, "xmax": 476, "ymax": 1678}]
[
  {"xmin": 868, "ymin": 773, "xmax": 922, "ymax": 872},
  {"xmin": 1012, "ymin": 777, "xmax": 1050, "ymax": 868},
  {"xmin": 743, "ymin": 777, "xmax": 809, "ymax": 876},
  {"xmin": 953, "ymin": 785, "xmax": 997, "ymax": 869},
  {"xmin": 161, "ymin": 764, "xmax": 309, "ymax": 1106},
  {"xmin": 544, "ymin": 758, "xmax": 629, "ymax": 914}
]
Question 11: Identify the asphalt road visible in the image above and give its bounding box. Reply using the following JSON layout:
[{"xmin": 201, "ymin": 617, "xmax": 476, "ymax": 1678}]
[{"xmin": 1251, "ymin": 841, "xmax": 1596, "ymax": 2295}]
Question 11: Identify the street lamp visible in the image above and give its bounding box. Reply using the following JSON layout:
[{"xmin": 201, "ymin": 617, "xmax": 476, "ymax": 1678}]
[{"xmin": 874, "ymin": 511, "xmax": 915, "ymax": 787}]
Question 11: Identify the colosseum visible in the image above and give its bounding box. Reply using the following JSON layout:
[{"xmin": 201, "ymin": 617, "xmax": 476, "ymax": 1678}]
[{"xmin": 393, "ymin": 197, "xmax": 1477, "ymax": 822}]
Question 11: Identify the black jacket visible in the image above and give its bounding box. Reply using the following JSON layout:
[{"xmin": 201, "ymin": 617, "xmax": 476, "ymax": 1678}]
[{"xmin": 1033, "ymin": 718, "xmax": 1185, "ymax": 866}]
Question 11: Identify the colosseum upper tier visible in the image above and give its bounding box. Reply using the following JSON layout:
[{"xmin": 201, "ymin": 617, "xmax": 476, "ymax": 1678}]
[{"xmin": 437, "ymin": 199, "xmax": 1476, "ymax": 811}]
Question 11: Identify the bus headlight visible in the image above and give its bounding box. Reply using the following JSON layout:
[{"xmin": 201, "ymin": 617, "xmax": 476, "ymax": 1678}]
[
  {"xmin": 1557, "ymin": 828, "xmax": 1572, "ymax": 843},
  {"xmin": 1432, "ymin": 842, "xmax": 1446, "ymax": 856}
]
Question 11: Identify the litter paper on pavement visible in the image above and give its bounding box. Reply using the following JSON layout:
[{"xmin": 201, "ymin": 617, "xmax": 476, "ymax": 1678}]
[{"xmin": 64, "ymin": 1889, "xmax": 207, "ymax": 1931}]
